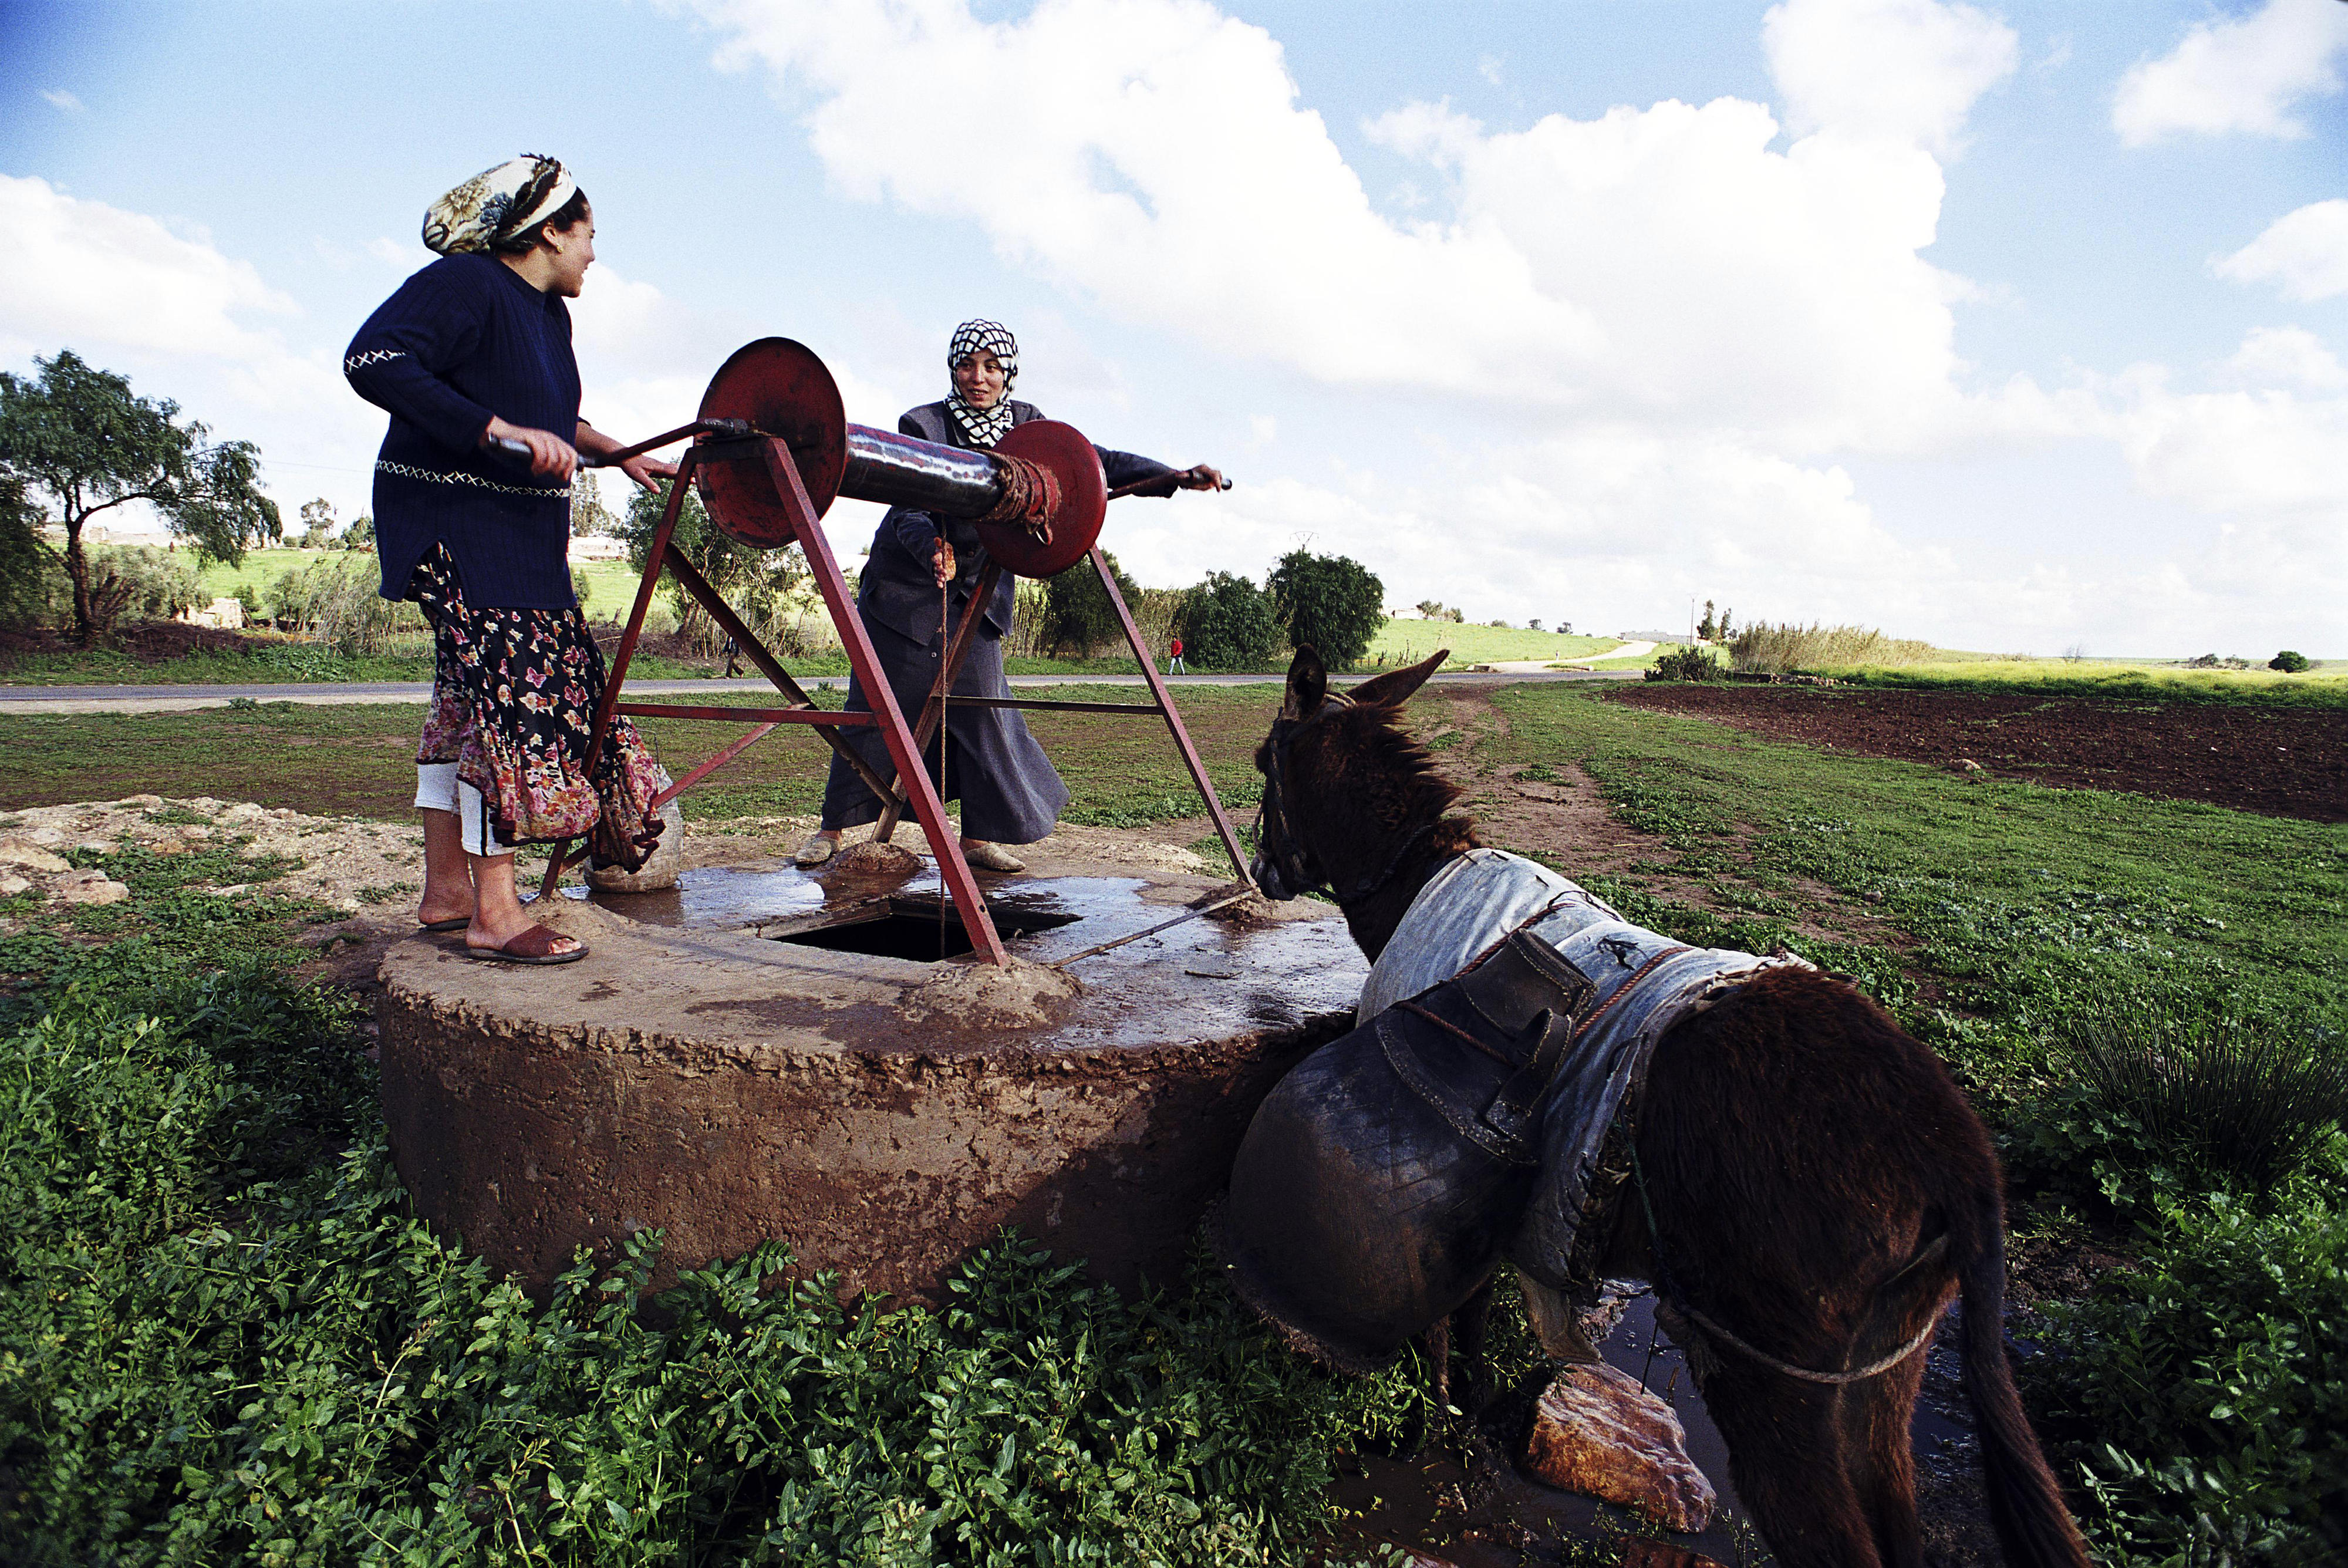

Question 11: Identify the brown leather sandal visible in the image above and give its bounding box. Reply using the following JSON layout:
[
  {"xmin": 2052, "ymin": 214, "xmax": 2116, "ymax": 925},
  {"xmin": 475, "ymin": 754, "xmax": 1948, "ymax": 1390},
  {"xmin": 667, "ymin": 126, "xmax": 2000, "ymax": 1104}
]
[{"xmin": 465, "ymin": 923, "xmax": 588, "ymax": 965}]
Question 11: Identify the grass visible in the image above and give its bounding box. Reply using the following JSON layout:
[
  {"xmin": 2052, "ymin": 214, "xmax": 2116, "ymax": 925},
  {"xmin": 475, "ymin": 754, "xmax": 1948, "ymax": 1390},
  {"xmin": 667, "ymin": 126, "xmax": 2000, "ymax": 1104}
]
[
  {"xmin": 0, "ymin": 683, "xmax": 1285, "ymax": 830},
  {"xmin": 1368, "ymin": 621, "xmax": 1615, "ymax": 669},
  {"xmin": 1821, "ymin": 659, "xmax": 2348, "ymax": 707},
  {"xmin": 1470, "ymin": 683, "xmax": 2347, "ymax": 1104}
]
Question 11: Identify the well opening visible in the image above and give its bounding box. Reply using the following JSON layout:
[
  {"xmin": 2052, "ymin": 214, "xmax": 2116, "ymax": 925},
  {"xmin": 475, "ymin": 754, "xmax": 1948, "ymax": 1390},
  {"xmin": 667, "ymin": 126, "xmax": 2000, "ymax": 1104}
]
[{"xmin": 770, "ymin": 892, "xmax": 1079, "ymax": 961}]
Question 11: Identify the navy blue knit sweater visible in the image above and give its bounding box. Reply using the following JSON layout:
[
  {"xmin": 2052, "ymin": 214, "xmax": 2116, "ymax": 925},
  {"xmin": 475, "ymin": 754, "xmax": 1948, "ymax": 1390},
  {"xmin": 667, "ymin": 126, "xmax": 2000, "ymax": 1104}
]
[{"xmin": 345, "ymin": 254, "xmax": 581, "ymax": 609}]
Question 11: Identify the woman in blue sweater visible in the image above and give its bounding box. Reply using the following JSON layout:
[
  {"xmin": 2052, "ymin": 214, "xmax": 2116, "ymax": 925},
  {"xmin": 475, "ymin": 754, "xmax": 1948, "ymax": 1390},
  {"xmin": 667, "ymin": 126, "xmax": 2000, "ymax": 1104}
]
[{"xmin": 346, "ymin": 155, "xmax": 674, "ymax": 964}]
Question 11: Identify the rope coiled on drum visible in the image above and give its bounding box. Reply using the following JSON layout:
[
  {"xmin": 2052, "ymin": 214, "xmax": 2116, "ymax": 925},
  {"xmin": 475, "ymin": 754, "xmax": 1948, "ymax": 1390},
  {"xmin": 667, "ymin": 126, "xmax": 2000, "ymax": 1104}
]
[{"xmin": 980, "ymin": 452, "xmax": 1062, "ymax": 535}]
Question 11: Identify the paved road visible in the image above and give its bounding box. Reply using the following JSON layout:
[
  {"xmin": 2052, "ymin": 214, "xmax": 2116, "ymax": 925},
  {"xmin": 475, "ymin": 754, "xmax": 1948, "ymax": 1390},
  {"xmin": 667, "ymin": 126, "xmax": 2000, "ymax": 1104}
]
[{"xmin": 0, "ymin": 668, "xmax": 1641, "ymax": 716}]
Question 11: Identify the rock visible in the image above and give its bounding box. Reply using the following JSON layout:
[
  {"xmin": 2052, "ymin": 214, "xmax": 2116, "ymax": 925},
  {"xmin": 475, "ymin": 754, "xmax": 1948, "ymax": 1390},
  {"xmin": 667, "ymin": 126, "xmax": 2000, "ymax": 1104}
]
[
  {"xmin": 179, "ymin": 825, "xmax": 214, "ymax": 841},
  {"xmin": 1951, "ymin": 758, "xmax": 1983, "ymax": 774},
  {"xmin": 831, "ymin": 839, "xmax": 925, "ymax": 875},
  {"xmin": 1522, "ymin": 1361, "xmax": 1716, "ymax": 1533},
  {"xmin": 116, "ymin": 793, "xmax": 163, "ymax": 808},
  {"xmin": 55, "ymin": 870, "xmax": 131, "ymax": 906},
  {"xmin": 586, "ymin": 799, "xmax": 686, "ymax": 894},
  {"xmin": 0, "ymin": 841, "xmax": 72, "ymax": 875},
  {"xmin": 0, "ymin": 872, "xmax": 30, "ymax": 898},
  {"xmin": 16, "ymin": 826, "xmax": 68, "ymax": 848},
  {"xmin": 221, "ymin": 802, "xmax": 267, "ymax": 824},
  {"xmin": 211, "ymin": 884, "xmax": 252, "ymax": 898}
]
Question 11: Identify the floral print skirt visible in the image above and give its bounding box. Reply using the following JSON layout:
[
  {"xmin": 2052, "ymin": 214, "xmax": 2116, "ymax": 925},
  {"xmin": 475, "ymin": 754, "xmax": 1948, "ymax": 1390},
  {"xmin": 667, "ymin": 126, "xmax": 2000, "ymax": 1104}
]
[{"xmin": 409, "ymin": 545, "xmax": 670, "ymax": 871}]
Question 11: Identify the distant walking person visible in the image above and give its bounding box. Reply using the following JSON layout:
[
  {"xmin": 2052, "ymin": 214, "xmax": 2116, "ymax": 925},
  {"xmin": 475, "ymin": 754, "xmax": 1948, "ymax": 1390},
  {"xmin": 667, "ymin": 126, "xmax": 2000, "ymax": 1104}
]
[
  {"xmin": 346, "ymin": 154, "xmax": 677, "ymax": 964},
  {"xmin": 1168, "ymin": 636, "xmax": 1188, "ymax": 675},
  {"xmin": 797, "ymin": 318, "xmax": 1226, "ymax": 873}
]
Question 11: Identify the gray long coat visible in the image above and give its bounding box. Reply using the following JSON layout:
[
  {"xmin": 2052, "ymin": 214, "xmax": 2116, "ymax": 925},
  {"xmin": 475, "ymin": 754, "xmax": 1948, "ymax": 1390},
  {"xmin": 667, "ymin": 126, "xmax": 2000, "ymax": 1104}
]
[{"xmin": 818, "ymin": 400, "xmax": 1178, "ymax": 844}]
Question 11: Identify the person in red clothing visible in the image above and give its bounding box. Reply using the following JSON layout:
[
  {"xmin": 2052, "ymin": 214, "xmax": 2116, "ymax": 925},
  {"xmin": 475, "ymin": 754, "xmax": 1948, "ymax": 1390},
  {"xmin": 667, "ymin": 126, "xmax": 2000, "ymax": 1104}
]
[{"xmin": 1168, "ymin": 636, "xmax": 1188, "ymax": 675}]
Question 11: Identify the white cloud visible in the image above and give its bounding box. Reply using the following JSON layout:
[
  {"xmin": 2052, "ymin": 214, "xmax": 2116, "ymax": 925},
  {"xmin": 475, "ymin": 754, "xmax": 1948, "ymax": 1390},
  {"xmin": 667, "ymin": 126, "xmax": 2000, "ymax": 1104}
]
[
  {"xmin": 2224, "ymin": 325, "xmax": 2348, "ymax": 392},
  {"xmin": 699, "ymin": 0, "xmax": 2013, "ymax": 453},
  {"xmin": 0, "ymin": 174, "xmax": 299, "ymax": 363},
  {"xmin": 39, "ymin": 89, "xmax": 83, "ymax": 113},
  {"xmin": 2214, "ymin": 198, "xmax": 2348, "ymax": 301},
  {"xmin": 2113, "ymin": 0, "xmax": 2348, "ymax": 146},
  {"xmin": 1762, "ymin": 0, "xmax": 2018, "ymax": 157}
]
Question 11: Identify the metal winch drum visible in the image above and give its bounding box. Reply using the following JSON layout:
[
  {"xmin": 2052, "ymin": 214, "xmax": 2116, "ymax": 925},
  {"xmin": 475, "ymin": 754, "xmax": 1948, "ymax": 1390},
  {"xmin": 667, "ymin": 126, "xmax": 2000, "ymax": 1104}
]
[{"xmin": 692, "ymin": 337, "xmax": 1107, "ymax": 577}]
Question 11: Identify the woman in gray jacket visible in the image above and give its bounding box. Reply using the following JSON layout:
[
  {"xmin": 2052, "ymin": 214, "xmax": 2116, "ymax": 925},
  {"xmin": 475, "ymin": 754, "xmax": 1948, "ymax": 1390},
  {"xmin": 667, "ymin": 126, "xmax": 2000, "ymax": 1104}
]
[{"xmin": 799, "ymin": 319, "xmax": 1223, "ymax": 872}]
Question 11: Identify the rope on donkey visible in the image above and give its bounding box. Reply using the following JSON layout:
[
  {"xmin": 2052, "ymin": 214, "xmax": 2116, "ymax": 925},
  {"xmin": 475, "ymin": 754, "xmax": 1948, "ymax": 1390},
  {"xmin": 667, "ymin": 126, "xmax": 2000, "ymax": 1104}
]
[{"xmin": 1627, "ymin": 1128, "xmax": 1941, "ymax": 1387}]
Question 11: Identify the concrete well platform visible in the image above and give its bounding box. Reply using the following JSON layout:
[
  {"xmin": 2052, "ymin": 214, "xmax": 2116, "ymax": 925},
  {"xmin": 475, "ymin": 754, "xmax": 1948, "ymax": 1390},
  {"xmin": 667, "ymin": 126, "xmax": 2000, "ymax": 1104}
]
[{"xmin": 376, "ymin": 848, "xmax": 1365, "ymax": 1301}]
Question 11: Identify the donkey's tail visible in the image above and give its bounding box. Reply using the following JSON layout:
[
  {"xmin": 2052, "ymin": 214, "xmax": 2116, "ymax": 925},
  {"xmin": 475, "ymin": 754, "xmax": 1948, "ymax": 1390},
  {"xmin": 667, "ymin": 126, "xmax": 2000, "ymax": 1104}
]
[{"xmin": 1958, "ymin": 1210, "xmax": 2091, "ymax": 1568}]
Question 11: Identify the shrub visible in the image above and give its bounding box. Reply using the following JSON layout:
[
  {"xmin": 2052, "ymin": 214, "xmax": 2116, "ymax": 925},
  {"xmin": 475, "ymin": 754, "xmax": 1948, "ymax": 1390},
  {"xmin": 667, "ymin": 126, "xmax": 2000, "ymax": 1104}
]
[
  {"xmin": 1647, "ymin": 645, "xmax": 1725, "ymax": 682},
  {"xmin": 2271, "ymin": 650, "xmax": 2310, "ymax": 673},
  {"xmin": 1178, "ymin": 570, "xmax": 1283, "ymax": 668},
  {"xmin": 265, "ymin": 550, "xmax": 424, "ymax": 654},
  {"xmin": 0, "ymin": 979, "xmax": 1437, "ymax": 1566},
  {"xmin": 2073, "ymin": 1003, "xmax": 2347, "ymax": 1197},
  {"xmin": 1729, "ymin": 621, "xmax": 1941, "ymax": 673},
  {"xmin": 1267, "ymin": 548, "xmax": 1384, "ymax": 669},
  {"xmin": 2032, "ymin": 1189, "xmax": 2348, "ymax": 1563},
  {"xmin": 1038, "ymin": 548, "xmax": 1141, "ymax": 657},
  {"xmin": 26, "ymin": 543, "xmax": 206, "ymax": 632}
]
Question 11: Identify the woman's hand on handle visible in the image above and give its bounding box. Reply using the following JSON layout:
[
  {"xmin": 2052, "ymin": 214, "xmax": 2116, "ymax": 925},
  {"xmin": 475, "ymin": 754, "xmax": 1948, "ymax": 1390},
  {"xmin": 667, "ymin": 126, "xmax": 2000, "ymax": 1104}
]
[
  {"xmin": 932, "ymin": 537, "xmax": 957, "ymax": 588},
  {"xmin": 571, "ymin": 421, "xmax": 677, "ymax": 492},
  {"xmin": 616, "ymin": 453, "xmax": 678, "ymax": 493},
  {"xmin": 1175, "ymin": 464, "xmax": 1229, "ymax": 492},
  {"xmin": 483, "ymin": 416, "xmax": 578, "ymax": 480}
]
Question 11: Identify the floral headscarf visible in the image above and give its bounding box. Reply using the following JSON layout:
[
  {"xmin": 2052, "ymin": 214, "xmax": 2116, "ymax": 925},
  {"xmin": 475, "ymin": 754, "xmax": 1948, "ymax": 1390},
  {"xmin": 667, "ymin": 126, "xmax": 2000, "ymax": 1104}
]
[
  {"xmin": 421, "ymin": 154, "xmax": 578, "ymax": 257},
  {"xmin": 944, "ymin": 319, "xmax": 1019, "ymax": 447}
]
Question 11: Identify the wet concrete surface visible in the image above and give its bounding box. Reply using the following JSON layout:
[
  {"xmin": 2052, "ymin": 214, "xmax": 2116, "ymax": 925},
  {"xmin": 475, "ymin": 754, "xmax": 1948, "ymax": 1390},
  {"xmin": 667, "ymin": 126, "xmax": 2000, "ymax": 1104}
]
[{"xmin": 376, "ymin": 848, "xmax": 1368, "ymax": 1301}]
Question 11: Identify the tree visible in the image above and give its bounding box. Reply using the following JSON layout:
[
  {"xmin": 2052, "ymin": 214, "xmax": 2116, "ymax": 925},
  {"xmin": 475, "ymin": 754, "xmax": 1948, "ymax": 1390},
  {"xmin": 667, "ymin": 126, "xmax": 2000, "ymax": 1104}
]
[
  {"xmin": 344, "ymin": 514, "xmax": 375, "ymax": 551},
  {"xmin": 1698, "ymin": 599, "xmax": 1717, "ymax": 642},
  {"xmin": 572, "ymin": 471, "xmax": 617, "ymax": 538},
  {"xmin": 1529, "ymin": 618, "xmax": 1542, "ymax": 632},
  {"xmin": 1176, "ymin": 571, "xmax": 1282, "ymax": 669},
  {"xmin": 1718, "ymin": 606, "xmax": 1735, "ymax": 642},
  {"xmin": 297, "ymin": 497, "xmax": 338, "ymax": 549},
  {"xmin": 1267, "ymin": 547, "xmax": 1385, "ymax": 669},
  {"xmin": 2271, "ymin": 650, "xmax": 2310, "ymax": 673},
  {"xmin": 1040, "ymin": 550, "xmax": 1141, "ymax": 657},
  {"xmin": 1414, "ymin": 599, "xmax": 1444, "ymax": 620},
  {"xmin": 0, "ymin": 473, "xmax": 49, "ymax": 629},
  {"xmin": 618, "ymin": 484, "xmax": 810, "ymax": 656},
  {"xmin": 0, "ymin": 350, "xmax": 279, "ymax": 640}
]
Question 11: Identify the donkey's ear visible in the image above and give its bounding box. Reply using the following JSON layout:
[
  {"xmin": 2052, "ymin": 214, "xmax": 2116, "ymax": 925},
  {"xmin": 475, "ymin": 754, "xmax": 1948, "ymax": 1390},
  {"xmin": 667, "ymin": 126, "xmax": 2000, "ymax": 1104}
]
[
  {"xmin": 1347, "ymin": 648, "xmax": 1446, "ymax": 709},
  {"xmin": 1284, "ymin": 644, "xmax": 1328, "ymax": 716}
]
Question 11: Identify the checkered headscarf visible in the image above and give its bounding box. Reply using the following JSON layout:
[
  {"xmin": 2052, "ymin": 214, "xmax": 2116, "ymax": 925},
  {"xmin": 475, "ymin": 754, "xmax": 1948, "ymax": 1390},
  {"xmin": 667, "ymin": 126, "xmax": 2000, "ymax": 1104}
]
[{"xmin": 944, "ymin": 319, "xmax": 1018, "ymax": 448}]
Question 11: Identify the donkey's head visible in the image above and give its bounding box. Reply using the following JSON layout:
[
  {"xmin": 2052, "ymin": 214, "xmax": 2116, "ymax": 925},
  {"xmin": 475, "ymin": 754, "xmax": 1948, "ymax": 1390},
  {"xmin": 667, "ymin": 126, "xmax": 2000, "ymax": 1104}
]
[{"xmin": 1250, "ymin": 646, "xmax": 1477, "ymax": 949}]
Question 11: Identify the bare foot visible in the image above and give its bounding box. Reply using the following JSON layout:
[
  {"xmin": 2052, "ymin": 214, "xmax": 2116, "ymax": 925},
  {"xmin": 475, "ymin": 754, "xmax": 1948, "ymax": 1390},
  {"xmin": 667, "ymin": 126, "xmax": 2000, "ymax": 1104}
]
[
  {"xmin": 467, "ymin": 905, "xmax": 582, "ymax": 957},
  {"xmin": 417, "ymin": 889, "xmax": 476, "ymax": 927}
]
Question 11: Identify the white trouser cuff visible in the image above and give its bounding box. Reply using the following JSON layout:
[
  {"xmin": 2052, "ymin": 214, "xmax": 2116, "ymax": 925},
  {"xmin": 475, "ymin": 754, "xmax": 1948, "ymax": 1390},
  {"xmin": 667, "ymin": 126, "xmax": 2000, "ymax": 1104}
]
[
  {"xmin": 414, "ymin": 761, "xmax": 460, "ymax": 813},
  {"xmin": 457, "ymin": 781, "xmax": 519, "ymax": 858}
]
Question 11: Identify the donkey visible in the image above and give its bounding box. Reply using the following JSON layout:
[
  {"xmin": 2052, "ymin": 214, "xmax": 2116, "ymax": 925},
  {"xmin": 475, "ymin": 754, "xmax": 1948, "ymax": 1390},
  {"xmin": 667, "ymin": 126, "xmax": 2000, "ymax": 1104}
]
[{"xmin": 1237, "ymin": 646, "xmax": 2088, "ymax": 1568}]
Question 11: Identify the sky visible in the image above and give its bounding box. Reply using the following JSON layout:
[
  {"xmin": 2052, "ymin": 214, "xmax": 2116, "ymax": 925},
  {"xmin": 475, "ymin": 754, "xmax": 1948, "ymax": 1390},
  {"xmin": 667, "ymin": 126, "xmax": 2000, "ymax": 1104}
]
[{"xmin": 2, "ymin": 0, "xmax": 2344, "ymax": 656}]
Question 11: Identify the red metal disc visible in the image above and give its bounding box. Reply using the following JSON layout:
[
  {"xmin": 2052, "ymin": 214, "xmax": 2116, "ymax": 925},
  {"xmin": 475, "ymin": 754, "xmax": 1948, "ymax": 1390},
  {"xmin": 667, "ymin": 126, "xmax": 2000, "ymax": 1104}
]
[
  {"xmin": 694, "ymin": 338, "xmax": 848, "ymax": 549},
  {"xmin": 979, "ymin": 420, "xmax": 1106, "ymax": 579}
]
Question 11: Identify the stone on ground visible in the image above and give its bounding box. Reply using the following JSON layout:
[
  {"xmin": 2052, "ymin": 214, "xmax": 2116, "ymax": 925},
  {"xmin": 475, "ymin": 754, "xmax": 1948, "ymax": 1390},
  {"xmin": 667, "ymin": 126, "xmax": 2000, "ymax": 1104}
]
[{"xmin": 1522, "ymin": 1360, "xmax": 1717, "ymax": 1533}]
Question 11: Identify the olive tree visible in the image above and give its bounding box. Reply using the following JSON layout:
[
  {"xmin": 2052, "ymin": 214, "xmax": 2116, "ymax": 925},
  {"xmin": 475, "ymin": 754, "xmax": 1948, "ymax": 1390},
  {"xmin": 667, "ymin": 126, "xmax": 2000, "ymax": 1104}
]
[
  {"xmin": 1267, "ymin": 547, "xmax": 1385, "ymax": 669},
  {"xmin": 0, "ymin": 350, "xmax": 280, "ymax": 640},
  {"xmin": 1176, "ymin": 571, "xmax": 1282, "ymax": 669}
]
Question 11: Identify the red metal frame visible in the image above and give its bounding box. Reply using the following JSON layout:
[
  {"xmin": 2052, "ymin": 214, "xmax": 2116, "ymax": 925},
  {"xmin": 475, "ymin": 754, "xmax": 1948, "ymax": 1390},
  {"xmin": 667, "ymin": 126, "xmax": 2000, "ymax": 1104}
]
[
  {"xmin": 541, "ymin": 439, "xmax": 1254, "ymax": 966},
  {"xmin": 868, "ymin": 547, "xmax": 1254, "ymax": 884},
  {"xmin": 539, "ymin": 437, "xmax": 1008, "ymax": 965}
]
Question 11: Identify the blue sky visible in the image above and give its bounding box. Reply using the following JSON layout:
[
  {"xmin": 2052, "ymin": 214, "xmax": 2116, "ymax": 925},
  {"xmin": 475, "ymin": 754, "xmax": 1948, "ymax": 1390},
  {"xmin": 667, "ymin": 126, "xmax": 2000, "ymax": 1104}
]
[{"xmin": 4, "ymin": 0, "xmax": 2344, "ymax": 654}]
